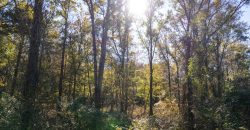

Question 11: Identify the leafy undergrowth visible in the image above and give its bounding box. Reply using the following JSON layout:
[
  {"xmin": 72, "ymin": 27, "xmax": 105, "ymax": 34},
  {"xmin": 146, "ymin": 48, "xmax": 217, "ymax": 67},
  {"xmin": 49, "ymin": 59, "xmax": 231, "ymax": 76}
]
[
  {"xmin": 68, "ymin": 100, "xmax": 131, "ymax": 130},
  {"xmin": 0, "ymin": 94, "xmax": 131, "ymax": 130},
  {"xmin": 130, "ymin": 99, "xmax": 181, "ymax": 130},
  {"xmin": 74, "ymin": 110, "xmax": 131, "ymax": 130},
  {"xmin": 1, "ymin": 93, "xmax": 248, "ymax": 130},
  {"xmin": 0, "ymin": 93, "xmax": 21, "ymax": 130},
  {"xmin": 0, "ymin": 94, "xmax": 181, "ymax": 130}
]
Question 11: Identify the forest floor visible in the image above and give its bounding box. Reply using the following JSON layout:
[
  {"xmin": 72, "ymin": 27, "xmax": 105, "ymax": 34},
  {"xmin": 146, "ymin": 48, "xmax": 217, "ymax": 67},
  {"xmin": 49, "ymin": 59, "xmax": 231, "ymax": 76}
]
[
  {"xmin": 130, "ymin": 99, "xmax": 181, "ymax": 129},
  {"xmin": 41, "ymin": 97, "xmax": 182, "ymax": 129}
]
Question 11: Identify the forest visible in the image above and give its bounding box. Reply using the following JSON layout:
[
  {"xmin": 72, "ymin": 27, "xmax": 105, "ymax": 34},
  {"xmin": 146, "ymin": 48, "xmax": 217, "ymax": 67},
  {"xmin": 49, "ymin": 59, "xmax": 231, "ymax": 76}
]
[{"xmin": 0, "ymin": 0, "xmax": 250, "ymax": 129}]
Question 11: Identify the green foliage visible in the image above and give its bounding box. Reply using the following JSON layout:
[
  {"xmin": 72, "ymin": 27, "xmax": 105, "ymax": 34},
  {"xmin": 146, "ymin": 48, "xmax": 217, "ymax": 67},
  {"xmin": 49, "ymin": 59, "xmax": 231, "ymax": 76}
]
[
  {"xmin": 130, "ymin": 100, "xmax": 181, "ymax": 129},
  {"xmin": 0, "ymin": 93, "xmax": 21, "ymax": 129},
  {"xmin": 195, "ymin": 73, "xmax": 250, "ymax": 129},
  {"xmin": 0, "ymin": 0, "xmax": 249, "ymax": 129},
  {"xmin": 67, "ymin": 96, "xmax": 87, "ymax": 112},
  {"xmin": 0, "ymin": 35, "xmax": 16, "ymax": 88},
  {"xmin": 68, "ymin": 98, "xmax": 131, "ymax": 130},
  {"xmin": 223, "ymin": 74, "xmax": 250, "ymax": 129},
  {"xmin": 73, "ymin": 109, "xmax": 131, "ymax": 130},
  {"xmin": 196, "ymin": 98, "xmax": 225, "ymax": 129}
]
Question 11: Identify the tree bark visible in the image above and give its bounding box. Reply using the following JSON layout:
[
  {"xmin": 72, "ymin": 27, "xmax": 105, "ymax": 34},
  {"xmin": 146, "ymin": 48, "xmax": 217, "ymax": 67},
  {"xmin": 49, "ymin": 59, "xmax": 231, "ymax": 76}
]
[
  {"xmin": 166, "ymin": 53, "xmax": 171, "ymax": 98},
  {"xmin": 149, "ymin": 14, "xmax": 154, "ymax": 116},
  {"xmin": 176, "ymin": 62, "xmax": 181, "ymax": 109},
  {"xmin": 216, "ymin": 37, "xmax": 223, "ymax": 97},
  {"xmin": 11, "ymin": 35, "xmax": 24, "ymax": 96},
  {"xmin": 58, "ymin": 0, "xmax": 70, "ymax": 110},
  {"xmin": 96, "ymin": 0, "xmax": 111, "ymax": 110},
  {"xmin": 124, "ymin": 8, "xmax": 130, "ymax": 113},
  {"xmin": 21, "ymin": 0, "xmax": 43, "ymax": 129},
  {"xmin": 87, "ymin": 65, "xmax": 92, "ymax": 98},
  {"xmin": 73, "ymin": 60, "xmax": 81, "ymax": 100},
  {"xmin": 86, "ymin": 0, "xmax": 98, "ymax": 109},
  {"xmin": 73, "ymin": 71, "xmax": 77, "ymax": 100},
  {"xmin": 184, "ymin": 36, "xmax": 194, "ymax": 130}
]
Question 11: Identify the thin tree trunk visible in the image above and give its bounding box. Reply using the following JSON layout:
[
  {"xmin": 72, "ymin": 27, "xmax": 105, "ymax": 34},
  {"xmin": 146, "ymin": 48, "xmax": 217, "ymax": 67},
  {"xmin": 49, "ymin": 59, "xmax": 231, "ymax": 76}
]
[
  {"xmin": 124, "ymin": 7, "xmax": 130, "ymax": 113},
  {"xmin": 73, "ymin": 61, "xmax": 81, "ymax": 100},
  {"xmin": 73, "ymin": 72, "xmax": 77, "ymax": 100},
  {"xmin": 176, "ymin": 62, "xmax": 181, "ymax": 109},
  {"xmin": 149, "ymin": 11, "xmax": 154, "ymax": 116},
  {"xmin": 203, "ymin": 42, "xmax": 209, "ymax": 98},
  {"xmin": 84, "ymin": 83, "xmax": 86, "ymax": 97},
  {"xmin": 96, "ymin": 0, "xmax": 111, "ymax": 110},
  {"xmin": 124, "ymin": 49, "xmax": 129, "ymax": 114},
  {"xmin": 143, "ymin": 84, "xmax": 146, "ymax": 114},
  {"xmin": 58, "ymin": 25, "xmax": 68, "ymax": 110},
  {"xmin": 110, "ymin": 88, "xmax": 114, "ymax": 112},
  {"xmin": 216, "ymin": 36, "xmax": 226, "ymax": 97},
  {"xmin": 11, "ymin": 35, "xmax": 24, "ymax": 96},
  {"xmin": 149, "ymin": 57, "xmax": 153, "ymax": 116},
  {"xmin": 86, "ymin": 0, "xmax": 98, "ymax": 109},
  {"xmin": 87, "ymin": 66, "xmax": 92, "ymax": 98},
  {"xmin": 58, "ymin": 1, "xmax": 70, "ymax": 110},
  {"xmin": 58, "ymin": 42, "xmax": 66, "ymax": 108},
  {"xmin": 167, "ymin": 54, "xmax": 171, "ymax": 98}
]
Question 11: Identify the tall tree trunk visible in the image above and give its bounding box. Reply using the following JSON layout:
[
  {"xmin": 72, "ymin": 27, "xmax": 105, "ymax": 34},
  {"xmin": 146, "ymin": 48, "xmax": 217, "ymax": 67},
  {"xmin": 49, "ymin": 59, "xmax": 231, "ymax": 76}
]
[
  {"xmin": 58, "ymin": 37, "xmax": 66, "ymax": 109},
  {"xmin": 166, "ymin": 53, "xmax": 171, "ymax": 98},
  {"xmin": 120, "ymin": 56, "xmax": 125, "ymax": 113},
  {"xmin": 96, "ymin": 0, "xmax": 111, "ymax": 110},
  {"xmin": 176, "ymin": 62, "xmax": 181, "ymax": 109},
  {"xmin": 149, "ymin": 11, "xmax": 154, "ymax": 116},
  {"xmin": 73, "ymin": 72, "xmax": 77, "ymax": 100},
  {"xmin": 58, "ymin": 23, "xmax": 68, "ymax": 110},
  {"xmin": 83, "ymin": 82, "xmax": 86, "ymax": 97},
  {"xmin": 120, "ymin": 77, "xmax": 124, "ymax": 112},
  {"xmin": 203, "ymin": 41, "xmax": 209, "ymax": 98},
  {"xmin": 58, "ymin": 1, "xmax": 70, "ymax": 110},
  {"xmin": 149, "ymin": 57, "xmax": 153, "ymax": 116},
  {"xmin": 68, "ymin": 73, "xmax": 73, "ymax": 100},
  {"xmin": 73, "ymin": 61, "xmax": 81, "ymax": 100},
  {"xmin": 87, "ymin": 65, "xmax": 92, "ymax": 98},
  {"xmin": 110, "ymin": 88, "xmax": 114, "ymax": 112},
  {"xmin": 117, "ymin": 14, "xmax": 125, "ymax": 113},
  {"xmin": 11, "ymin": 35, "xmax": 24, "ymax": 96},
  {"xmin": 124, "ymin": 44, "xmax": 129, "ymax": 114},
  {"xmin": 86, "ymin": 0, "xmax": 98, "ymax": 109},
  {"xmin": 124, "ymin": 8, "xmax": 130, "ymax": 113},
  {"xmin": 184, "ymin": 36, "xmax": 194, "ymax": 130},
  {"xmin": 38, "ymin": 40, "xmax": 44, "ymax": 81},
  {"xmin": 216, "ymin": 37, "xmax": 223, "ymax": 97},
  {"xmin": 21, "ymin": 0, "xmax": 43, "ymax": 129},
  {"xmin": 143, "ymin": 84, "xmax": 146, "ymax": 114}
]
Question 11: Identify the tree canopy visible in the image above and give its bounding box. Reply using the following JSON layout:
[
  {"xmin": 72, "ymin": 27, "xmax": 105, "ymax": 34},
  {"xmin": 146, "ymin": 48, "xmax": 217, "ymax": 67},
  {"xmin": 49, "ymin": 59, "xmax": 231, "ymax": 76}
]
[{"xmin": 0, "ymin": 0, "xmax": 250, "ymax": 129}]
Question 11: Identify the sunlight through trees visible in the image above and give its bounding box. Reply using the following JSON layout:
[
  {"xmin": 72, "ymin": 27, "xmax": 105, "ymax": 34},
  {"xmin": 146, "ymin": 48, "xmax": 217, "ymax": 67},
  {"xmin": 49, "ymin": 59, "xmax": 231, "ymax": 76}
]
[{"xmin": 0, "ymin": 0, "xmax": 250, "ymax": 129}]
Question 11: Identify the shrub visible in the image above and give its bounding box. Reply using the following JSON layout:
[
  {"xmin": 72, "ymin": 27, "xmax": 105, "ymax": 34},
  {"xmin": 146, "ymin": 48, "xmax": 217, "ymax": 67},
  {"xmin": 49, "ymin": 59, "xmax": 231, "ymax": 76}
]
[
  {"xmin": 68, "ymin": 97, "xmax": 131, "ymax": 130},
  {"xmin": 0, "ymin": 92, "xmax": 21, "ymax": 129}
]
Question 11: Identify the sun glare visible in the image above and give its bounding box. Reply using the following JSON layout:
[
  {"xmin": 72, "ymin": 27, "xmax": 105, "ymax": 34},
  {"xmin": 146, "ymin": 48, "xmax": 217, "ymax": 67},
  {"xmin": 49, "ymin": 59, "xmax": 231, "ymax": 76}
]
[{"xmin": 128, "ymin": 0, "xmax": 148, "ymax": 17}]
